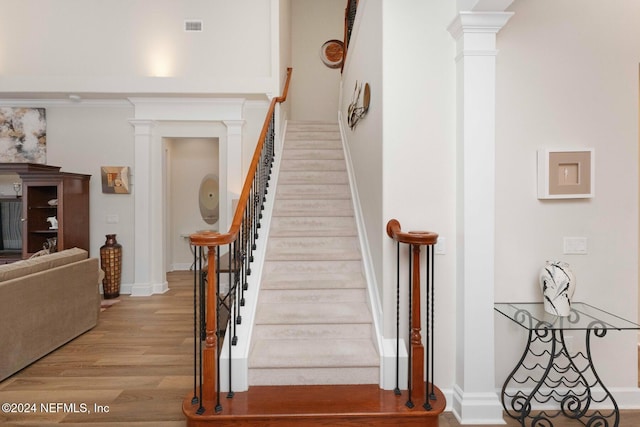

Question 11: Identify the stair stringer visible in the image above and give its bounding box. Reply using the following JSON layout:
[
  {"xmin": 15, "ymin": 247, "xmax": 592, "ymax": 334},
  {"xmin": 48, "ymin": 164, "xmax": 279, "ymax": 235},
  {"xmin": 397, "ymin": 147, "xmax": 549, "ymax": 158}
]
[
  {"xmin": 217, "ymin": 121, "xmax": 288, "ymax": 393},
  {"xmin": 337, "ymin": 114, "xmax": 409, "ymax": 390}
]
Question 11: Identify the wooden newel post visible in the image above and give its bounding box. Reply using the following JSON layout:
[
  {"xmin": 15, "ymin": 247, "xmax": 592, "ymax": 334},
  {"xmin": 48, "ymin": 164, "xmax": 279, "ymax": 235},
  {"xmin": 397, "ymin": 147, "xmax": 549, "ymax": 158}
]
[
  {"xmin": 410, "ymin": 244, "xmax": 425, "ymax": 401},
  {"xmin": 202, "ymin": 247, "xmax": 217, "ymax": 403},
  {"xmin": 386, "ymin": 219, "xmax": 438, "ymax": 408}
]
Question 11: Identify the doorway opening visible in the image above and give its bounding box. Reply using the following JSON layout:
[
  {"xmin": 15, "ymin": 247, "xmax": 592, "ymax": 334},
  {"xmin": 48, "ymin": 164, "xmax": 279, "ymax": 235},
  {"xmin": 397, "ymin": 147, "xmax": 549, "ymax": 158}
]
[{"xmin": 164, "ymin": 137, "xmax": 220, "ymax": 272}]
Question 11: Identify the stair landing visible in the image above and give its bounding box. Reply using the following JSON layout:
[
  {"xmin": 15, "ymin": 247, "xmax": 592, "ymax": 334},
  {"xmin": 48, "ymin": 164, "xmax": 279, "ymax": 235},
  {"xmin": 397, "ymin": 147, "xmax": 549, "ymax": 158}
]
[{"xmin": 183, "ymin": 383, "xmax": 445, "ymax": 427}]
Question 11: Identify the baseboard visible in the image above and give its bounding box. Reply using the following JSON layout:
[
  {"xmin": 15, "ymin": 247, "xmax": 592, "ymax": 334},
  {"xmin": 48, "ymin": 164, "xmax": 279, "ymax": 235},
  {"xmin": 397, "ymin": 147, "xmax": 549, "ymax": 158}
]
[
  {"xmin": 451, "ymin": 385, "xmax": 506, "ymax": 425},
  {"xmin": 337, "ymin": 113, "xmax": 386, "ymax": 388},
  {"xmin": 170, "ymin": 263, "xmax": 192, "ymax": 271},
  {"xmin": 120, "ymin": 280, "xmax": 169, "ymax": 296}
]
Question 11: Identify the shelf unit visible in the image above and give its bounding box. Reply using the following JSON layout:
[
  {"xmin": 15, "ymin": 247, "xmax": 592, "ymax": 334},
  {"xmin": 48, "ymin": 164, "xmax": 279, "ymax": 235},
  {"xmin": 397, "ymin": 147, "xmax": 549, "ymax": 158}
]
[{"xmin": 0, "ymin": 163, "xmax": 91, "ymax": 260}]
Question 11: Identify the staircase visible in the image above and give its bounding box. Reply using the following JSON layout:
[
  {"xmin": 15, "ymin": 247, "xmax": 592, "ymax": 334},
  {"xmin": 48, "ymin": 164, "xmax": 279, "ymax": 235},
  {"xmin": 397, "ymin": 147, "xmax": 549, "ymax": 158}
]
[
  {"xmin": 249, "ymin": 120, "xmax": 380, "ymax": 386},
  {"xmin": 183, "ymin": 118, "xmax": 445, "ymax": 427}
]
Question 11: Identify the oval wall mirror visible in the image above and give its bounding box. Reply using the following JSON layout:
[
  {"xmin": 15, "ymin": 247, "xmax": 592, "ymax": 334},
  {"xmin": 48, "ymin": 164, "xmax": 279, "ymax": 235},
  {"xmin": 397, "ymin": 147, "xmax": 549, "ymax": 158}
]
[{"xmin": 198, "ymin": 174, "xmax": 219, "ymax": 225}]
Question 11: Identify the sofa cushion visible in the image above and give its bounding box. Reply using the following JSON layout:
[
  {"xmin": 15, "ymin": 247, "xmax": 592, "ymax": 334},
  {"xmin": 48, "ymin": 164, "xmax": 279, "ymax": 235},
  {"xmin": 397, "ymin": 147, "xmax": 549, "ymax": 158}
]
[{"xmin": 0, "ymin": 248, "xmax": 88, "ymax": 283}]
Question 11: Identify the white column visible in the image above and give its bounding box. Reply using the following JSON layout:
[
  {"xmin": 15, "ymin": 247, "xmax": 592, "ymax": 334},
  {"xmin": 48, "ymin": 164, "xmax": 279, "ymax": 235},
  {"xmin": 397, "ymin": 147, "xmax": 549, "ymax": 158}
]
[
  {"xmin": 129, "ymin": 119, "xmax": 168, "ymax": 296},
  {"xmin": 448, "ymin": 8, "xmax": 513, "ymax": 425},
  {"xmin": 223, "ymin": 120, "xmax": 245, "ymax": 231}
]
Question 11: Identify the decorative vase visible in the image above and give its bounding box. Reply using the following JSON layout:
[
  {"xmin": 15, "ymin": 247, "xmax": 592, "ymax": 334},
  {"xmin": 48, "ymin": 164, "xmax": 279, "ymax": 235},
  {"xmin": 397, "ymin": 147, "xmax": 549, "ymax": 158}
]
[
  {"xmin": 539, "ymin": 261, "xmax": 575, "ymax": 316},
  {"xmin": 100, "ymin": 234, "xmax": 122, "ymax": 299}
]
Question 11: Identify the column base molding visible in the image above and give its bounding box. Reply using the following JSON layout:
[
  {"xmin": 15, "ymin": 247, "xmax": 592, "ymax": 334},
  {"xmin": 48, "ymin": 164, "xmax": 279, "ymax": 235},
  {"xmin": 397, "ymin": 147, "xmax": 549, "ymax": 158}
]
[{"xmin": 451, "ymin": 385, "xmax": 505, "ymax": 425}]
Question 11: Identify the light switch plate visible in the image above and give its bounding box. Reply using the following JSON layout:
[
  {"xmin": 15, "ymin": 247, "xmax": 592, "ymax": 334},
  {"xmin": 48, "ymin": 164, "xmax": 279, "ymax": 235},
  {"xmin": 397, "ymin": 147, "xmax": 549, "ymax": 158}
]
[{"xmin": 564, "ymin": 237, "xmax": 587, "ymax": 254}]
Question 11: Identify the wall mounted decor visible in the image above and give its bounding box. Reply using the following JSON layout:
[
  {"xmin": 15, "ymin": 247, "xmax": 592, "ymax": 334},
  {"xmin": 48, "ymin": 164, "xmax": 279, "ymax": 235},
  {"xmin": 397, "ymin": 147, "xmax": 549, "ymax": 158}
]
[
  {"xmin": 537, "ymin": 149, "xmax": 594, "ymax": 199},
  {"xmin": 320, "ymin": 39, "xmax": 344, "ymax": 69},
  {"xmin": 101, "ymin": 166, "xmax": 130, "ymax": 194},
  {"xmin": 0, "ymin": 107, "xmax": 46, "ymax": 163},
  {"xmin": 198, "ymin": 173, "xmax": 219, "ymax": 225},
  {"xmin": 347, "ymin": 81, "xmax": 370, "ymax": 130}
]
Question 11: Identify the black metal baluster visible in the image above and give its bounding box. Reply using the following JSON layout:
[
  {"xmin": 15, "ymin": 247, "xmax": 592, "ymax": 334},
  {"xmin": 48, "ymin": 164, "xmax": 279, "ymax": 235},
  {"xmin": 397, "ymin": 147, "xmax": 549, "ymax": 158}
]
[
  {"xmin": 226, "ymin": 248, "xmax": 235, "ymax": 398},
  {"xmin": 191, "ymin": 246, "xmax": 199, "ymax": 406},
  {"xmin": 406, "ymin": 244, "xmax": 414, "ymax": 409},
  {"xmin": 395, "ymin": 241, "xmax": 401, "ymax": 396},
  {"xmin": 423, "ymin": 245, "xmax": 432, "ymax": 411},
  {"xmin": 214, "ymin": 246, "xmax": 222, "ymax": 413},
  {"xmin": 196, "ymin": 246, "xmax": 205, "ymax": 414},
  {"xmin": 232, "ymin": 239, "xmax": 239, "ymax": 344},
  {"xmin": 429, "ymin": 244, "xmax": 436, "ymax": 401}
]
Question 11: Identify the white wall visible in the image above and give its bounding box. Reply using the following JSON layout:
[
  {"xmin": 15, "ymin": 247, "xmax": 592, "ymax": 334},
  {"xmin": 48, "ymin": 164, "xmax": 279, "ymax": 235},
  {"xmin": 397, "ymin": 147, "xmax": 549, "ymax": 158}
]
[
  {"xmin": 343, "ymin": 0, "xmax": 639, "ymax": 403},
  {"xmin": 278, "ymin": 0, "xmax": 293, "ymax": 123},
  {"xmin": 341, "ymin": 0, "xmax": 458, "ymax": 389},
  {"xmin": 495, "ymin": 0, "xmax": 639, "ymax": 392},
  {"xmin": 45, "ymin": 102, "xmax": 136, "ymax": 284},
  {"xmin": 340, "ymin": 0, "xmax": 383, "ymax": 297},
  {"xmin": 0, "ymin": 0, "xmax": 275, "ymax": 95},
  {"xmin": 290, "ymin": 0, "xmax": 344, "ymax": 121}
]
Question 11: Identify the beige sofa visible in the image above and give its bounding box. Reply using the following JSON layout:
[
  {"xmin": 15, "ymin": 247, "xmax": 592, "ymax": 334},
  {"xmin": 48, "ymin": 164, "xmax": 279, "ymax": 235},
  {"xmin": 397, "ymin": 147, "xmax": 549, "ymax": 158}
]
[{"xmin": 0, "ymin": 248, "xmax": 100, "ymax": 381}]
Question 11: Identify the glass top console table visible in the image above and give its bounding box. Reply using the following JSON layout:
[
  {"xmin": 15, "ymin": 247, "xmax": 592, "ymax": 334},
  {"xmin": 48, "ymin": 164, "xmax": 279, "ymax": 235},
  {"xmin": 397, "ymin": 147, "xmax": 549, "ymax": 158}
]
[{"xmin": 494, "ymin": 302, "xmax": 639, "ymax": 427}]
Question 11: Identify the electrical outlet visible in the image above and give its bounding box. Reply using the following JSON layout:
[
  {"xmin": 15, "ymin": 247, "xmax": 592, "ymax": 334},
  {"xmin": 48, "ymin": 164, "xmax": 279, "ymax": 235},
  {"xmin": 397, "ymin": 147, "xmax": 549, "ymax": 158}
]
[{"xmin": 435, "ymin": 237, "xmax": 446, "ymax": 255}]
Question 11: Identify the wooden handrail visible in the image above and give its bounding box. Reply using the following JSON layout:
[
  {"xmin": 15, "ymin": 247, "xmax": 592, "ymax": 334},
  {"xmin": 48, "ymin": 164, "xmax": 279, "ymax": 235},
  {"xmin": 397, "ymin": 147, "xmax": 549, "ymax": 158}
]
[
  {"xmin": 188, "ymin": 68, "xmax": 292, "ymax": 411},
  {"xmin": 190, "ymin": 67, "xmax": 293, "ymax": 247},
  {"xmin": 386, "ymin": 219, "xmax": 438, "ymax": 245}
]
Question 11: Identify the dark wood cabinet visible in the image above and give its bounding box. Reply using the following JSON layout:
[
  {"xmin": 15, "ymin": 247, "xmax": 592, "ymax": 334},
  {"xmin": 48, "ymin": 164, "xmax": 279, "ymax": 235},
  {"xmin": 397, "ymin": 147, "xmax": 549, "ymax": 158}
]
[{"xmin": 0, "ymin": 163, "xmax": 90, "ymax": 260}]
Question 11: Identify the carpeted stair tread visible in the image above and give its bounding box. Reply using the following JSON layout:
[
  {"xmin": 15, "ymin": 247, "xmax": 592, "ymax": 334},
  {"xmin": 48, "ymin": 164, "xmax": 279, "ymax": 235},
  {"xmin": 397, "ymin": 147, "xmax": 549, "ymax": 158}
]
[
  {"xmin": 249, "ymin": 121, "xmax": 378, "ymax": 386},
  {"xmin": 278, "ymin": 170, "xmax": 349, "ymax": 184},
  {"xmin": 249, "ymin": 339, "xmax": 379, "ymax": 369},
  {"xmin": 253, "ymin": 323, "xmax": 373, "ymax": 340},
  {"xmin": 270, "ymin": 216, "xmax": 357, "ymax": 237},
  {"xmin": 276, "ymin": 184, "xmax": 351, "ymax": 200},
  {"xmin": 280, "ymin": 159, "xmax": 346, "ymax": 171},
  {"xmin": 272, "ymin": 199, "xmax": 354, "ymax": 217},
  {"xmin": 258, "ymin": 288, "xmax": 367, "ymax": 304},
  {"xmin": 284, "ymin": 132, "xmax": 341, "ymax": 142},
  {"xmin": 255, "ymin": 302, "xmax": 373, "ymax": 325},
  {"xmin": 265, "ymin": 236, "xmax": 362, "ymax": 261},
  {"xmin": 282, "ymin": 149, "xmax": 344, "ymax": 160}
]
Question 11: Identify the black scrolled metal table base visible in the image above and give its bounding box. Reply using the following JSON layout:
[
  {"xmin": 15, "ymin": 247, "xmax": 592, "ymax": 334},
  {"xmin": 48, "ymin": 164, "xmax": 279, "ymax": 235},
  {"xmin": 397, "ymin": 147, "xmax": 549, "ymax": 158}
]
[{"xmin": 500, "ymin": 311, "xmax": 619, "ymax": 427}]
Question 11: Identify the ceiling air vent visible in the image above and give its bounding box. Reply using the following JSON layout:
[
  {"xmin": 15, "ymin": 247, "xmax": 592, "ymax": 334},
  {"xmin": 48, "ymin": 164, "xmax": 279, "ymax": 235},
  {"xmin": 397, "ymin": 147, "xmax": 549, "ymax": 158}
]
[{"xmin": 184, "ymin": 20, "xmax": 203, "ymax": 32}]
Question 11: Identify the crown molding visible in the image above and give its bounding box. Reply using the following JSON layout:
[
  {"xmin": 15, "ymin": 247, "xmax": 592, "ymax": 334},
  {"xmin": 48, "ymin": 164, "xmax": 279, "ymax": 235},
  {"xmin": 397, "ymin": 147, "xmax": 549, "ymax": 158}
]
[{"xmin": 0, "ymin": 98, "xmax": 132, "ymax": 108}]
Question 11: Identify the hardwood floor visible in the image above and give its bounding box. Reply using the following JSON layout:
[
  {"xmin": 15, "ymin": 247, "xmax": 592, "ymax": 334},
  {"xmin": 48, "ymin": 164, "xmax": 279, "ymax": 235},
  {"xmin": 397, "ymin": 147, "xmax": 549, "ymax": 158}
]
[
  {"xmin": 0, "ymin": 271, "xmax": 195, "ymax": 427},
  {"xmin": 1, "ymin": 271, "xmax": 638, "ymax": 426}
]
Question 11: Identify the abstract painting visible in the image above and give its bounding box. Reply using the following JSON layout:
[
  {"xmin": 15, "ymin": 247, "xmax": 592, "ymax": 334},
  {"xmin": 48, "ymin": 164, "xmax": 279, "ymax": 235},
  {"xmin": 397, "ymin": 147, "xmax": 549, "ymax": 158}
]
[{"xmin": 0, "ymin": 107, "xmax": 47, "ymax": 163}]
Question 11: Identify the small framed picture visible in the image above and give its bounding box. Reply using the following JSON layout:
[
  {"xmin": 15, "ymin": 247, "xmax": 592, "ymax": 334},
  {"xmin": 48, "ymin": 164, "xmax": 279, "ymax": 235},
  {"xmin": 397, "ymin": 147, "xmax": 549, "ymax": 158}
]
[
  {"xmin": 537, "ymin": 149, "xmax": 594, "ymax": 199},
  {"xmin": 101, "ymin": 166, "xmax": 130, "ymax": 194}
]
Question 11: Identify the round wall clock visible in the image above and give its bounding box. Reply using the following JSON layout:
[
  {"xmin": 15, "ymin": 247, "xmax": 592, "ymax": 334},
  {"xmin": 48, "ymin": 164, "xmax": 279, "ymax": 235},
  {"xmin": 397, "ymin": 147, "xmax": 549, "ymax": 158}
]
[{"xmin": 320, "ymin": 39, "xmax": 344, "ymax": 69}]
